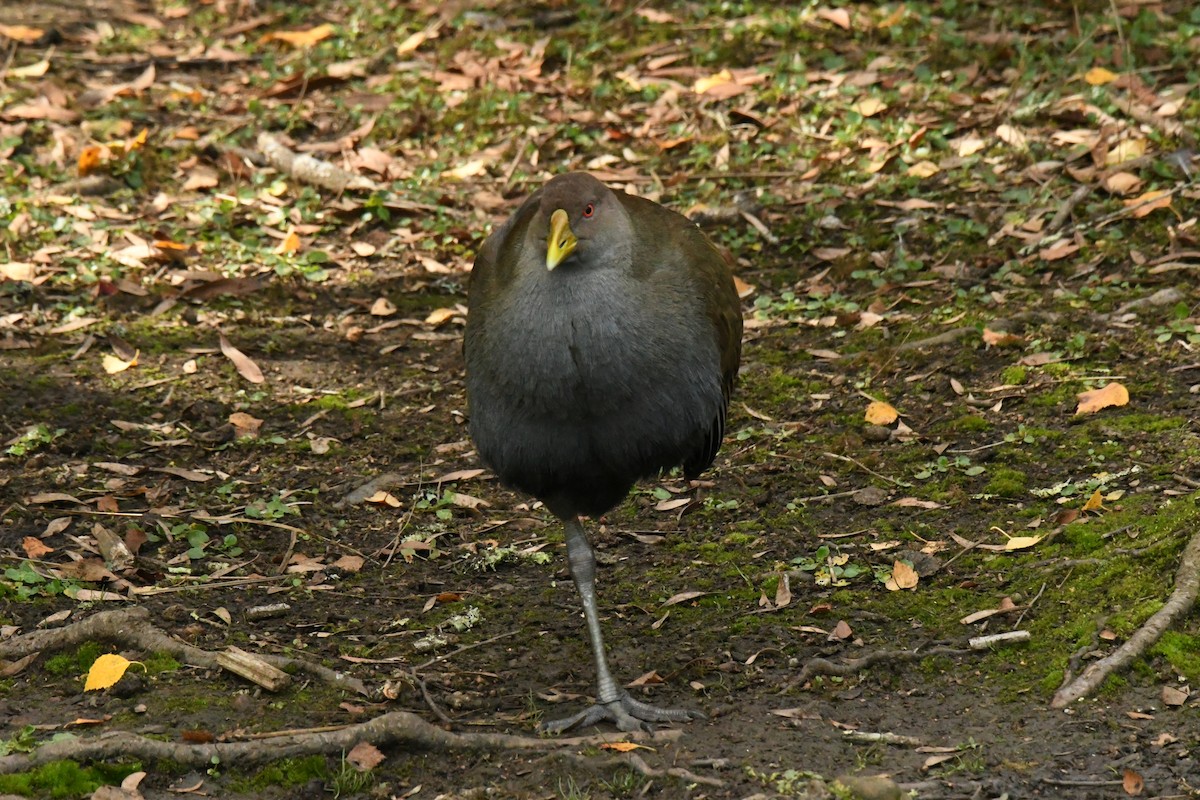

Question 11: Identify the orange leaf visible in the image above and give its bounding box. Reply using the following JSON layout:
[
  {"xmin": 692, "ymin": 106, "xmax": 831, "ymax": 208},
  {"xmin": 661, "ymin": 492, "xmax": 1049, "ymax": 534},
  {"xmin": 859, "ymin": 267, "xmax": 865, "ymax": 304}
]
[
  {"xmin": 1124, "ymin": 190, "xmax": 1172, "ymax": 219},
  {"xmin": 275, "ymin": 229, "xmax": 301, "ymax": 255},
  {"xmin": 602, "ymin": 741, "xmax": 650, "ymax": 752},
  {"xmin": 260, "ymin": 24, "xmax": 335, "ymax": 48},
  {"xmin": 981, "ymin": 328, "xmax": 1024, "ymax": 347},
  {"xmin": 1075, "ymin": 382, "xmax": 1129, "ymax": 415},
  {"xmin": 1084, "ymin": 67, "xmax": 1118, "ymax": 86},
  {"xmin": 0, "ymin": 24, "xmax": 45, "ymax": 43},
  {"xmin": 22, "ymin": 537, "xmax": 53, "ymax": 558},
  {"xmin": 77, "ymin": 146, "xmax": 105, "ymax": 176},
  {"xmin": 864, "ymin": 400, "xmax": 898, "ymax": 425}
]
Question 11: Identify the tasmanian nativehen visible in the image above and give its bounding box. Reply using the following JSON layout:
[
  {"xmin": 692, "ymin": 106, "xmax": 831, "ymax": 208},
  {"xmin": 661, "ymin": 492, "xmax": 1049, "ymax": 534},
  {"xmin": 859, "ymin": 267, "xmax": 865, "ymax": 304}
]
[{"xmin": 464, "ymin": 172, "xmax": 742, "ymax": 731}]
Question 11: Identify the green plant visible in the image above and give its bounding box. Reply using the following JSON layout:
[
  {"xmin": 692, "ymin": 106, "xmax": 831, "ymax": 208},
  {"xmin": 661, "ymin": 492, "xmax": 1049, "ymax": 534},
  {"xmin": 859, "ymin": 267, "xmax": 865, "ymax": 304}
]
[
  {"xmin": 5, "ymin": 424, "xmax": 65, "ymax": 456},
  {"xmin": 790, "ymin": 545, "xmax": 866, "ymax": 587}
]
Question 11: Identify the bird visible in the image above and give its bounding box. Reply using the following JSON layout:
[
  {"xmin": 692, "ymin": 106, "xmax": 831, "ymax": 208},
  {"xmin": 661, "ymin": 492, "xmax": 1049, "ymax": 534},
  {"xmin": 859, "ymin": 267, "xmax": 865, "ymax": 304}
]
[{"xmin": 464, "ymin": 171, "xmax": 742, "ymax": 732}]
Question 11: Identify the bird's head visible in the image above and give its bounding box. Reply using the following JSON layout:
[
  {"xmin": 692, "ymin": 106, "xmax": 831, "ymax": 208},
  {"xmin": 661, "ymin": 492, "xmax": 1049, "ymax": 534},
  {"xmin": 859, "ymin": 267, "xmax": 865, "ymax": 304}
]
[{"xmin": 538, "ymin": 173, "xmax": 626, "ymax": 271}]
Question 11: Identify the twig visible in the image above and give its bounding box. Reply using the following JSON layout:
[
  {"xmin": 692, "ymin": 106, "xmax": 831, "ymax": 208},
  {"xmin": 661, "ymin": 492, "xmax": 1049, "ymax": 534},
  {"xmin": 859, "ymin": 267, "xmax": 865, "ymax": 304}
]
[{"xmin": 1052, "ymin": 529, "xmax": 1200, "ymax": 708}]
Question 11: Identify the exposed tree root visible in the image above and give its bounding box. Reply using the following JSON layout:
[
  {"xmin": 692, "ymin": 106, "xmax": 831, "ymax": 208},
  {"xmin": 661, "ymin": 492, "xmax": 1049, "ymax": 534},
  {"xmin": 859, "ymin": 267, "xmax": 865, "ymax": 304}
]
[
  {"xmin": 784, "ymin": 644, "xmax": 971, "ymax": 692},
  {"xmin": 0, "ymin": 607, "xmax": 368, "ymax": 696},
  {"xmin": 0, "ymin": 607, "xmax": 698, "ymax": 779},
  {"xmin": 0, "ymin": 711, "xmax": 680, "ymax": 774},
  {"xmin": 1052, "ymin": 529, "xmax": 1200, "ymax": 708}
]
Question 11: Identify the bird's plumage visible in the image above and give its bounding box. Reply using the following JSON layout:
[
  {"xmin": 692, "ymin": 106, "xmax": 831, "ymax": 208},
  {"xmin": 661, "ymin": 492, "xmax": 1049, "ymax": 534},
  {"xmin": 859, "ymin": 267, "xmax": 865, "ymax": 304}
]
[
  {"xmin": 463, "ymin": 171, "xmax": 742, "ymax": 731},
  {"xmin": 466, "ymin": 173, "xmax": 742, "ymax": 519}
]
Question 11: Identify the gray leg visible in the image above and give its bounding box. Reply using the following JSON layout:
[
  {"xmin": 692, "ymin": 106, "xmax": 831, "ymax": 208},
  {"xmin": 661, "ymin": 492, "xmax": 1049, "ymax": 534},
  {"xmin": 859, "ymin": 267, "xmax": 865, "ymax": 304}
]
[{"xmin": 540, "ymin": 516, "xmax": 705, "ymax": 734}]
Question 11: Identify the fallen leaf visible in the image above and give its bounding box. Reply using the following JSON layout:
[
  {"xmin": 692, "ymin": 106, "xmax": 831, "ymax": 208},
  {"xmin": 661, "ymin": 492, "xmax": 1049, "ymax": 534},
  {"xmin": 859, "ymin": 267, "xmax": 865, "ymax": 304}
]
[
  {"xmin": 85, "ymin": 654, "xmax": 138, "ymax": 691},
  {"xmin": 1081, "ymin": 489, "xmax": 1104, "ymax": 512},
  {"xmin": 1075, "ymin": 382, "xmax": 1129, "ymax": 415},
  {"xmin": 1084, "ymin": 66, "xmax": 1118, "ymax": 86},
  {"xmin": 885, "ymin": 561, "xmax": 918, "ymax": 591},
  {"xmin": 101, "ymin": 352, "xmax": 138, "ymax": 374},
  {"xmin": 1003, "ymin": 535, "xmax": 1043, "ymax": 551},
  {"xmin": 662, "ymin": 590, "xmax": 709, "ymax": 607},
  {"xmin": 218, "ymin": 333, "xmax": 265, "ymax": 384},
  {"xmin": 981, "ymin": 328, "xmax": 1024, "ymax": 347},
  {"xmin": 261, "ymin": 24, "xmax": 335, "ymax": 48},
  {"xmin": 22, "ymin": 537, "xmax": 53, "ymax": 558},
  {"xmin": 0, "ymin": 24, "xmax": 45, "ymax": 43},
  {"xmin": 1124, "ymin": 190, "xmax": 1172, "ymax": 218},
  {"xmin": 851, "ymin": 97, "xmax": 887, "ymax": 117},
  {"xmin": 424, "ymin": 307, "xmax": 457, "ymax": 326},
  {"xmin": 601, "ymin": 741, "xmax": 650, "ymax": 752},
  {"xmin": 864, "ymin": 400, "xmax": 898, "ymax": 425},
  {"xmin": 906, "ymin": 160, "xmax": 939, "ymax": 178},
  {"xmin": 817, "ymin": 7, "xmax": 852, "ymax": 29},
  {"xmin": 370, "ymin": 297, "xmax": 397, "ymax": 316},
  {"xmin": 1038, "ymin": 241, "xmax": 1080, "ymax": 262},
  {"xmin": 346, "ymin": 741, "xmax": 385, "ymax": 771},
  {"xmin": 1123, "ymin": 769, "xmax": 1144, "ymax": 796}
]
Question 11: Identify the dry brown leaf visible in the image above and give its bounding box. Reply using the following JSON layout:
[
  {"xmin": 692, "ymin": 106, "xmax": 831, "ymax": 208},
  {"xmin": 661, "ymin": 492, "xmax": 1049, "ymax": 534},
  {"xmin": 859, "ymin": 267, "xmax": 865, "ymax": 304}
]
[
  {"xmin": 346, "ymin": 740, "xmax": 385, "ymax": 771},
  {"xmin": 906, "ymin": 160, "xmax": 939, "ymax": 178},
  {"xmin": 365, "ymin": 491, "xmax": 401, "ymax": 507},
  {"xmin": 885, "ymin": 561, "xmax": 919, "ymax": 591},
  {"xmin": 775, "ymin": 572, "xmax": 791, "ymax": 609},
  {"xmin": 655, "ymin": 497, "xmax": 690, "ymax": 512},
  {"xmin": 851, "ymin": 97, "xmax": 887, "ymax": 117},
  {"xmin": 0, "ymin": 262, "xmax": 36, "ymax": 282},
  {"xmin": 1075, "ymin": 381, "xmax": 1129, "ymax": 415},
  {"xmin": 662, "ymin": 590, "xmax": 709, "ymax": 607},
  {"xmin": 864, "ymin": 400, "xmax": 898, "ymax": 425},
  {"xmin": 370, "ymin": 297, "xmax": 397, "ymax": 316},
  {"xmin": 218, "ymin": 333, "xmax": 265, "ymax": 384},
  {"xmin": 228, "ymin": 412, "xmax": 262, "ymax": 438},
  {"xmin": 1038, "ymin": 241, "xmax": 1080, "ymax": 262},
  {"xmin": 995, "ymin": 124, "xmax": 1028, "ymax": 150},
  {"xmin": 732, "ymin": 275, "xmax": 756, "ymax": 299},
  {"xmin": 816, "ymin": 7, "xmax": 852, "ymax": 29},
  {"xmin": 1102, "ymin": 171, "xmax": 1142, "ymax": 195},
  {"xmin": 832, "ymin": 619, "xmax": 852, "ymax": 639}
]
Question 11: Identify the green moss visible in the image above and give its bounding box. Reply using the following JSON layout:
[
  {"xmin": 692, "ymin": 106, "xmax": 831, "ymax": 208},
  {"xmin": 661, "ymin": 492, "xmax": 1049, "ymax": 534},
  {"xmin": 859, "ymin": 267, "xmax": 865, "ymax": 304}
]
[
  {"xmin": 143, "ymin": 652, "xmax": 181, "ymax": 675},
  {"xmin": 1000, "ymin": 365, "xmax": 1028, "ymax": 385},
  {"xmin": 983, "ymin": 467, "xmax": 1028, "ymax": 498},
  {"xmin": 1151, "ymin": 631, "xmax": 1200, "ymax": 678},
  {"xmin": 229, "ymin": 756, "xmax": 330, "ymax": 793},
  {"xmin": 0, "ymin": 760, "xmax": 141, "ymax": 799},
  {"xmin": 44, "ymin": 643, "xmax": 104, "ymax": 677},
  {"xmin": 1102, "ymin": 414, "xmax": 1188, "ymax": 434},
  {"xmin": 943, "ymin": 414, "xmax": 992, "ymax": 433}
]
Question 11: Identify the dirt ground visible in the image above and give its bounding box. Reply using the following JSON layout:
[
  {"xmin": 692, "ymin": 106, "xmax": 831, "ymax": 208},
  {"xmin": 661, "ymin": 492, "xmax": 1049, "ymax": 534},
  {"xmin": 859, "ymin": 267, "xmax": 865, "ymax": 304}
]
[{"xmin": 2, "ymin": 1, "xmax": 1200, "ymax": 799}]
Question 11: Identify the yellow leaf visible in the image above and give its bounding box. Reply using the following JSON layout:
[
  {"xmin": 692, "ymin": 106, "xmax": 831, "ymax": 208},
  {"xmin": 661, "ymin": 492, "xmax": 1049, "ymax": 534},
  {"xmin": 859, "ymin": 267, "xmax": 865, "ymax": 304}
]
[
  {"xmin": 693, "ymin": 69, "xmax": 734, "ymax": 95},
  {"xmin": 1075, "ymin": 381, "xmax": 1129, "ymax": 415},
  {"xmin": 7, "ymin": 59, "xmax": 50, "ymax": 79},
  {"xmin": 851, "ymin": 97, "xmax": 887, "ymax": 117},
  {"xmin": 1003, "ymin": 535, "xmax": 1043, "ymax": 551},
  {"xmin": 1106, "ymin": 138, "xmax": 1146, "ymax": 166},
  {"xmin": 1084, "ymin": 67, "xmax": 1118, "ymax": 86},
  {"xmin": 601, "ymin": 741, "xmax": 650, "ymax": 752},
  {"xmin": 261, "ymin": 24, "xmax": 335, "ymax": 48},
  {"xmin": 85, "ymin": 654, "xmax": 138, "ymax": 691},
  {"xmin": 906, "ymin": 160, "xmax": 939, "ymax": 178},
  {"xmin": 424, "ymin": 307, "xmax": 457, "ymax": 326},
  {"xmin": 1081, "ymin": 489, "xmax": 1104, "ymax": 512},
  {"xmin": 102, "ymin": 352, "xmax": 138, "ymax": 374},
  {"xmin": 395, "ymin": 29, "xmax": 432, "ymax": 55},
  {"xmin": 864, "ymin": 400, "xmax": 898, "ymax": 425}
]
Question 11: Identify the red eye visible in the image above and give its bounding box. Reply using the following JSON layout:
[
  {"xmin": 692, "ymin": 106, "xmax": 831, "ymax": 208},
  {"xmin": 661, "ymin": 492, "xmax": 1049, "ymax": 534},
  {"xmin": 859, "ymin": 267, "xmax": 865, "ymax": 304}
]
[{"xmin": 582, "ymin": 203, "xmax": 595, "ymax": 218}]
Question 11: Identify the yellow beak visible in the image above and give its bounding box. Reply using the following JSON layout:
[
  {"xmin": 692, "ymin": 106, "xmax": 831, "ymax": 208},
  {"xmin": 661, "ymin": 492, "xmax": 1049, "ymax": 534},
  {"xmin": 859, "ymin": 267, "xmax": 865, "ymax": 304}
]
[{"xmin": 545, "ymin": 209, "xmax": 577, "ymax": 271}]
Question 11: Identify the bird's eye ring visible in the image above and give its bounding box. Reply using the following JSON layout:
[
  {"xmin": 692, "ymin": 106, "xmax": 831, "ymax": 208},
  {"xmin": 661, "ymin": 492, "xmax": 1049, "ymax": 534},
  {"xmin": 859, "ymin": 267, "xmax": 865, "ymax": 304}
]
[{"xmin": 582, "ymin": 203, "xmax": 595, "ymax": 218}]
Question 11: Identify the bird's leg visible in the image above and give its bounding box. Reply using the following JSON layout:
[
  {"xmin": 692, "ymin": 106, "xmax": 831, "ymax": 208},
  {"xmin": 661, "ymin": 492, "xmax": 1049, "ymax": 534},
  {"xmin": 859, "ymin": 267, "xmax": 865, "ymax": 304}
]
[{"xmin": 540, "ymin": 517, "xmax": 705, "ymax": 734}]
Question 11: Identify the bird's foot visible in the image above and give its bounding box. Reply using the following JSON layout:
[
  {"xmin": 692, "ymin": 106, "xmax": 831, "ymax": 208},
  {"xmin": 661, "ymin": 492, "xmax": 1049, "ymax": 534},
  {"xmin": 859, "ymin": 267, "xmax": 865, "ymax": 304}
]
[{"xmin": 540, "ymin": 693, "xmax": 704, "ymax": 734}]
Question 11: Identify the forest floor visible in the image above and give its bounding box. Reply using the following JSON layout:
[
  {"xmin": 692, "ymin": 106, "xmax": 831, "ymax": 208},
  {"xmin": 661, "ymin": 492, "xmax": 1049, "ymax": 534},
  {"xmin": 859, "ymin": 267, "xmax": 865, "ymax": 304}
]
[{"xmin": 1, "ymin": 1, "xmax": 1200, "ymax": 798}]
